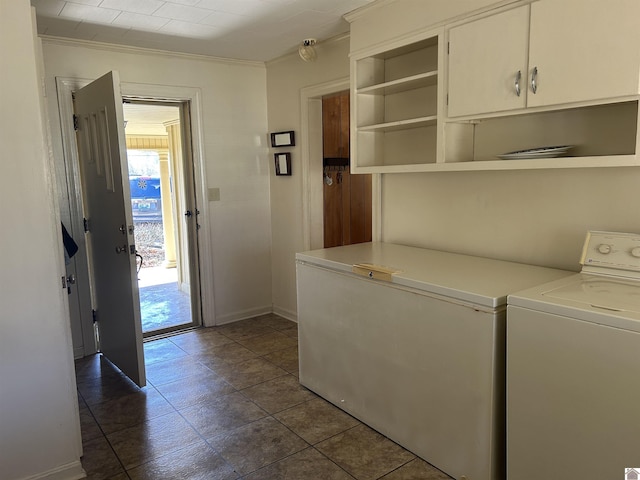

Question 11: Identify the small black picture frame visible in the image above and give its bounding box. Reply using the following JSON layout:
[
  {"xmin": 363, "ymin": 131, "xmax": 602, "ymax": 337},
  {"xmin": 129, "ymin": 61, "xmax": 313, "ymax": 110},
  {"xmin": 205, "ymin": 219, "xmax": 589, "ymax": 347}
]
[
  {"xmin": 274, "ymin": 153, "xmax": 292, "ymax": 176},
  {"xmin": 270, "ymin": 130, "xmax": 295, "ymax": 147}
]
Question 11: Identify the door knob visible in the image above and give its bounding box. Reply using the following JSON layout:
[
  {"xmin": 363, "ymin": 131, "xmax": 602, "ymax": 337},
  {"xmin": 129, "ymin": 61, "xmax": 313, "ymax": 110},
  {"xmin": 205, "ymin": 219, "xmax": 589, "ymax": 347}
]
[
  {"xmin": 185, "ymin": 210, "xmax": 193, "ymax": 217},
  {"xmin": 66, "ymin": 274, "xmax": 76, "ymax": 285}
]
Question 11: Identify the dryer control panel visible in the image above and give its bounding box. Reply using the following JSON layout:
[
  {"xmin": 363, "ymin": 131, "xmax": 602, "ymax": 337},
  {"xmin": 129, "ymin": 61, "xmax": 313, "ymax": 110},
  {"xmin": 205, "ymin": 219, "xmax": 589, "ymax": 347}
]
[{"xmin": 580, "ymin": 231, "xmax": 640, "ymax": 276}]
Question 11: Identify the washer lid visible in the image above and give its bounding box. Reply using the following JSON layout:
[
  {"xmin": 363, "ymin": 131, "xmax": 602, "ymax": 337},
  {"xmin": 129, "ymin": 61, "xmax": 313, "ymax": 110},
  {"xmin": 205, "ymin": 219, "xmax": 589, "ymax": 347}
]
[
  {"xmin": 509, "ymin": 273, "xmax": 640, "ymax": 333},
  {"xmin": 543, "ymin": 277, "xmax": 640, "ymax": 314}
]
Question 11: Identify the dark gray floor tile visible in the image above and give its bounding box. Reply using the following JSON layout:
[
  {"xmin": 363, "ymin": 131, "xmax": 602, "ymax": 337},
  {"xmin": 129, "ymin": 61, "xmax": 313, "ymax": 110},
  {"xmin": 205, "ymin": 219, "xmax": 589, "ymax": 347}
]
[
  {"xmin": 207, "ymin": 417, "xmax": 307, "ymax": 475},
  {"xmin": 379, "ymin": 458, "xmax": 453, "ymax": 479},
  {"xmin": 107, "ymin": 411, "xmax": 201, "ymax": 469},
  {"xmin": 81, "ymin": 435, "xmax": 126, "ymax": 480},
  {"xmin": 154, "ymin": 370, "xmax": 235, "ymax": 410},
  {"xmin": 316, "ymin": 424, "xmax": 415, "ymax": 480},
  {"xmin": 241, "ymin": 375, "xmax": 315, "ymax": 414},
  {"xmin": 261, "ymin": 346, "xmax": 299, "ymax": 374},
  {"xmin": 127, "ymin": 441, "xmax": 239, "ymax": 480},
  {"xmin": 209, "ymin": 357, "xmax": 288, "ymax": 389},
  {"xmin": 169, "ymin": 328, "xmax": 235, "ymax": 354},
  {"xmin": 274, "ymin": 397, "xmax": 361, "ymax": 445},
  {"xmin": 89, "ymin": 387, "xmax": 175, "ymax": 435},
  {"xmin": 144, "ymin": 355, "xmax": 214, "ymax": 386},
  {"xmin": 237, "ymin": 331, "xmax": 297, "ymax": 356},
  {"xmin": 242, "ymin": 447, "xmax": 355, "ymax": 480},
  {"xmin": 179, "ymin": 391, "xmax": 267, "ymax": 439}
]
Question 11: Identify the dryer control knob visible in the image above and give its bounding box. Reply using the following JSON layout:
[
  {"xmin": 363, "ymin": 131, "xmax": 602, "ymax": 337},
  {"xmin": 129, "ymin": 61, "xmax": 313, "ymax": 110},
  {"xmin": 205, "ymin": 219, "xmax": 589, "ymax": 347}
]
[
  {"xmin": 597, "ymin": 244, "xmax": 612, "ymax": 254},
  {"xmin": 630, "ymin": 247, "xmax": 640, "ymax": 258}
]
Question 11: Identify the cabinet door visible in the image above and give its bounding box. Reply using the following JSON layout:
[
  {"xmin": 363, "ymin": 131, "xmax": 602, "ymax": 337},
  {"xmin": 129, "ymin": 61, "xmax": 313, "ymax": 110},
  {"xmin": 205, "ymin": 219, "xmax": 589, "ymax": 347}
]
[
  {"xmin": 528, "ymin": 0, "xmax": 640, "ymax": 108},
  {"xmin": 447, "ymin": 6, "xmax": 529, "ymax": 117}
]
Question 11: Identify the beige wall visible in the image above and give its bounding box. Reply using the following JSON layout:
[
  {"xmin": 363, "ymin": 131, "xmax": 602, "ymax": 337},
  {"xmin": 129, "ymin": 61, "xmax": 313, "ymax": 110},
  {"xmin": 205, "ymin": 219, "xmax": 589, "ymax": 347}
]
[
  {"xmin": 266, "ymin": 36, "xmax": 351, "ymax": 319},
  {"xmin": 41, "ymin": 40, "xmax": 273, "ymax": 324},
  {"xmin": 0, "ymin": 2, "xmax": 83, "ymax": 478},
  {"xmin": 382, "ymin": 168, "xmax": 640, "ymax": 270}
]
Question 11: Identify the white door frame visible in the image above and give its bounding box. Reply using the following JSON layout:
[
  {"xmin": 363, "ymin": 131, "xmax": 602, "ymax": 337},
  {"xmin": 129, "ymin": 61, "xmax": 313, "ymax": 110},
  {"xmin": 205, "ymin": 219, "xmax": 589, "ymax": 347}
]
[
  {"xmin": 56, "ymin": 77, "xmax": 216, "ymax": 348},
  {"xmin": 299, "ymin": 78, "xmax": 381, "ymax": 251}
]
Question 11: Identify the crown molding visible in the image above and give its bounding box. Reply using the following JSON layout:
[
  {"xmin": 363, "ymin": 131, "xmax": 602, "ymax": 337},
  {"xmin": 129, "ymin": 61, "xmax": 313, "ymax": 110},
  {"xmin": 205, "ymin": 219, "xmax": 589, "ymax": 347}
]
[
  {"xmin": 344, "ymin": 0, "xmax": 395, "ymax": 23},
  {"xmin": 39, "ymin": 35, "xmax": 265, "ymax": 68}
]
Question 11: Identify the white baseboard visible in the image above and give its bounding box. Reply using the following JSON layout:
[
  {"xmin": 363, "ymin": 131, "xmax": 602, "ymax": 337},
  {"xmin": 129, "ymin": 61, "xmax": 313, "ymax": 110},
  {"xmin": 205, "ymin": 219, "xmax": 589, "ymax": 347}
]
[
  {"xmin": 213, "ymin": 305, "xmax": 273, "ymax": 326},
  {"xmin": 272, "ymin": 305, "xmax": 297, "ymax": 323},
  {"xmin": 18, "ymin": 461, "xmax": 85, "ymax": 480}
]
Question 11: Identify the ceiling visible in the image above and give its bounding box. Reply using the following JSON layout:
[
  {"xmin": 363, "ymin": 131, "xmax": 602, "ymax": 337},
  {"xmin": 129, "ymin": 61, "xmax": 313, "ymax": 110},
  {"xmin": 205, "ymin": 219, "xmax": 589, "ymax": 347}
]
[
  {"xmin": 123, "ymin": 103, "xmax": 180, "ymax": 136},
  {"xmin": 30, "ymin": 0, "xmax": 374, "ymax": 62}
]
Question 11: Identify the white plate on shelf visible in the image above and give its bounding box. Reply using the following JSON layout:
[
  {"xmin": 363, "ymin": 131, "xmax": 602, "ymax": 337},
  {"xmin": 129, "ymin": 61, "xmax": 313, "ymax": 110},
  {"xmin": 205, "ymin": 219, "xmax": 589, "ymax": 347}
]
[{"xmin": 497, "ymin": 145, "xmax": 573, "ymax": 160}]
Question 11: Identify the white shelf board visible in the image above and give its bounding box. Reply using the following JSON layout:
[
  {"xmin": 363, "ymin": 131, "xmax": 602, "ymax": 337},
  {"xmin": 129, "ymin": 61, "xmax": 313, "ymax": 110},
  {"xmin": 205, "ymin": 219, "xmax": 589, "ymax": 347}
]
[
  {"xmin": 357, "ymin": 71, "xmax": 438, "ymax": 96},
  {"xmin": 350, "ymin": 154, "xmax": 639, "ymax": 174},
  {"xmin": 357, "ymin": 115, "xmax": 438, "ymax": 132}
]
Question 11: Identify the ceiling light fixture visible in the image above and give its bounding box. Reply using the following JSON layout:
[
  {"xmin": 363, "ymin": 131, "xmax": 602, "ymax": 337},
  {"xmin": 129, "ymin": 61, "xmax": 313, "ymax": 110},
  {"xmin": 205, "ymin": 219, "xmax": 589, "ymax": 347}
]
[{"xmin": 298, "ymin": 38, "xmax": 317, "ymax": 62}]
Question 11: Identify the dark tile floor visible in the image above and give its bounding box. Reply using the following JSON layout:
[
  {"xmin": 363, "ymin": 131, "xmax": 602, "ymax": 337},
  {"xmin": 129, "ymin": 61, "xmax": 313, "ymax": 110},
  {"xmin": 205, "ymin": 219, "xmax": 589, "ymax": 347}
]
[{"xmin": 76, "ymin": 314, "xmax": 452, "ymax": 480}]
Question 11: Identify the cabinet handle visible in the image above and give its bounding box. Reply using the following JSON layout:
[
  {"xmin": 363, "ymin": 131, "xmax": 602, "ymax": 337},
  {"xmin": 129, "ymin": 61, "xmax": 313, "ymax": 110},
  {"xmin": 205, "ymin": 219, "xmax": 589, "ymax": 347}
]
[
  {"xmin": 531, "ymin": 66, "xmax": 538, "ymax": 94},
  {"xmin": 515, "ymin": 70, "xmax": 522, "ymax": 97}
]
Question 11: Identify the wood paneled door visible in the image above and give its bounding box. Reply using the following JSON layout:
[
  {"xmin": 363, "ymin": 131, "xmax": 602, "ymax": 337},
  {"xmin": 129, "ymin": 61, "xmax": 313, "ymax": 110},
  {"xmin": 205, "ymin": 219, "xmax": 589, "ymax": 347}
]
[{"xmin": 322, "ymin": 92, "xmax": 372, "ymax": 248}]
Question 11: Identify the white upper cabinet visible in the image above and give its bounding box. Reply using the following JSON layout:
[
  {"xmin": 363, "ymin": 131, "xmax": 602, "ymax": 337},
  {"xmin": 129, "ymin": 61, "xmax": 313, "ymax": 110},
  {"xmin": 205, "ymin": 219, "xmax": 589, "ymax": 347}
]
[
  {"xmin": 348, "ymin": 0, "xmax": 640, "ymax": 172},
  {"xmin": 448, "ymin": 0, "xmax": 640, "ymax": 118},
  {"xmin": 527, "ymin": 0, "xmax": 640, "ymax": 108},
  {"xmin": 447, "ymin": 6, "xmax": 529, "ymax": 118}
]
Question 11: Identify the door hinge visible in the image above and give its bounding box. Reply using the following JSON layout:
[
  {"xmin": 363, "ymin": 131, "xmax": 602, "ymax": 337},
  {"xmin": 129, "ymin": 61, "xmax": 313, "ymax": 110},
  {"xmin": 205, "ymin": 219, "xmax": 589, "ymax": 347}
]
[
  {"xmin": 83, "ymin": 217, "xmax": 90, "ymax": 233},
  {"xmin": 92, "ymin": 309, "xmax": 98, "ymax": 323},
  {"xmin": 73, "ymin": 114, "xmax": 79, "ymax": 131},
  {"xmin": 446, "ymin": 93, "xmax": 449, "ymax": 106},
  {"xmin": 447, "ymin": 41, "xmax": 450, "ymax": 54}
]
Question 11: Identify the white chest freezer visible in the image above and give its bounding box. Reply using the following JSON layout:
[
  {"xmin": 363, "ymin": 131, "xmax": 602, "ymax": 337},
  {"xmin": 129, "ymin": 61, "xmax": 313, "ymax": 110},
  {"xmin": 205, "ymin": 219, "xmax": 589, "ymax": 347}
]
[{"xmin": 296, "ymin": 242, "xmax": 572, "ymax": 480}]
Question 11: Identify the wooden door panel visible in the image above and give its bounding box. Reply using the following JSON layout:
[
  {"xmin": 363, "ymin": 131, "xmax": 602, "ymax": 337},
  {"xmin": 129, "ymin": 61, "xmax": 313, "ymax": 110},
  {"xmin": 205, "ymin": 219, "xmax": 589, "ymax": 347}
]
[{"xmin": 322, "ymin": 95, "xmax": 342, "ymax": 158}]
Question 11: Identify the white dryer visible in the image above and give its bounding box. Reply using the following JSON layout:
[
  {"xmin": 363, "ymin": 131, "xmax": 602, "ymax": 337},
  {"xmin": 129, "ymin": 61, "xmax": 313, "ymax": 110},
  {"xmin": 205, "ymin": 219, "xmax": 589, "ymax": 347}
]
[{"xmin": 507, "ymin": 231, "xmax": 640, "ymax": 480}]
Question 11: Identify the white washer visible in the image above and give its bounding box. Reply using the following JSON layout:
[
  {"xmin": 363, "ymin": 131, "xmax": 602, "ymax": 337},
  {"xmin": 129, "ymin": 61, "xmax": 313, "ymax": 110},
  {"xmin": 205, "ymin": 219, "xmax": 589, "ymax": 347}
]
[{"xmin": 507, "ymin": 231, "xmax": 640, "ymax": 480}]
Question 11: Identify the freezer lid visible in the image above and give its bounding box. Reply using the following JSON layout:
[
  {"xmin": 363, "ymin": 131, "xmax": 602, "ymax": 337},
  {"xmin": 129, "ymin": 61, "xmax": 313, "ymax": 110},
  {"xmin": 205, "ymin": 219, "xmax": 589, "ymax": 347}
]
[{"xmin": 296, "ymin": 243, "xmax": 573, "ymax": 309}]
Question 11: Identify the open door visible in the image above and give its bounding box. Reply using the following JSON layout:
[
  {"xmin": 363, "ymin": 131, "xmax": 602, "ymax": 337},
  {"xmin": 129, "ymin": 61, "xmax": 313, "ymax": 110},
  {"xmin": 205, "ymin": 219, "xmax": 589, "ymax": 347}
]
[{"xmin": 75, "ymin": 71, "xmax": 145, "ymax": 387}]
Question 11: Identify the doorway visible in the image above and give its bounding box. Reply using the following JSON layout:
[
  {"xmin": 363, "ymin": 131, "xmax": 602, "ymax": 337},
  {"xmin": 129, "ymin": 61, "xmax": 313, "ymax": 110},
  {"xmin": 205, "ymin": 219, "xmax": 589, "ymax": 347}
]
[
  {"xmin": 300, "ymin": 78, "xmax": 380, "ymax": 252},
  {"xmin": 122, "ymin": 101, "xmax": 200, "ymax": 337},
  {"xmin": 56, "ymin": 77, "xmax": 214, "ymax": 362},
  {"xmin": 321, "ymin": 91, "xmax": 372, "ymax": 248}
]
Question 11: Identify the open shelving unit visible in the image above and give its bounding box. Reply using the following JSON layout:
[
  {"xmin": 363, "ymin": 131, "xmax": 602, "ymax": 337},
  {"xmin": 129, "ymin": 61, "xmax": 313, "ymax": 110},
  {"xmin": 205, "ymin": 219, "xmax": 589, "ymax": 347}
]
[{"xmin": 352, "ymin": 34, "xmax": 442, "ymax": 171}]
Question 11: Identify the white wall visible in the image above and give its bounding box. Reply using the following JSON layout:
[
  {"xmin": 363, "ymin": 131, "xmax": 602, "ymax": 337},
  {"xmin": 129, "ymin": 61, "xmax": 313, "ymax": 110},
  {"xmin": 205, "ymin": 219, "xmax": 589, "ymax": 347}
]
[
  {"xmin": 382, "ymin": 168, "xmax": 640, "ymax": 270},
  {"xmin": 0, "ymin": 2, "xmax": 84, "ymax": 479},
  {"xmin": 351, "ymin": 0, "xmax": 640, "ymax": 271},
  {"xmin": 266, "ymin": 36, "xmax": 351, "ymax": 320},
  {"xmin": 41, "ymin": 39, "xmax": 273, "ymax": 324}
]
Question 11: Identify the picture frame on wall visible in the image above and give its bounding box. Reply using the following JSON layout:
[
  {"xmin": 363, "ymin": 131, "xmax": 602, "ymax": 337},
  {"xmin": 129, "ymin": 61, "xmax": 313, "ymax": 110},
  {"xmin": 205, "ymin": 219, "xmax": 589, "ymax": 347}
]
[
  {"xmin": 274, "ymin": 153, "xmax": 291, "ymax": 176},
  {"xmin": 270, "ymin": 130, "xmax": 295, "ymax": 147}
]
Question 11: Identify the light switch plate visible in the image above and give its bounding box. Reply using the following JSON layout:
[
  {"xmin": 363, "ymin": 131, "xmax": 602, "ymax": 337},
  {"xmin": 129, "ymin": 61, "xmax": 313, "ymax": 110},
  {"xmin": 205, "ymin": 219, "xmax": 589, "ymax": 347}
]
[{"xmin": 208, "ymin": 187, "xmax": 220, "ymax": 202}]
